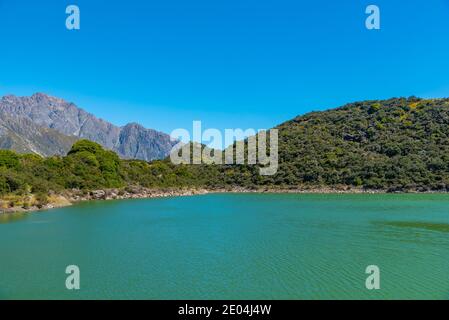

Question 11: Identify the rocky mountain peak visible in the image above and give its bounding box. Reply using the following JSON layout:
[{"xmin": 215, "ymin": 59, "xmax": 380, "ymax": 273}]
[{"xmin": 0, "ymin": 93, "xmax": 177, "ymax": 160}]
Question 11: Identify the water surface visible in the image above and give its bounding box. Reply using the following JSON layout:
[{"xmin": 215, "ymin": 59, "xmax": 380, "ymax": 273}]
[{"xmin": 1, "ymin": 193, "xmax": 448, "ymax": 299}]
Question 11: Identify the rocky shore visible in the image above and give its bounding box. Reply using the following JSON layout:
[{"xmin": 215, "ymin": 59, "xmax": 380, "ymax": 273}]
[
  {"xmin": 212, "ymin": 186, "xmax": 384, "ymax": 194},
  {"xmin": 67, "ymin": 187, "xmax": 210, "ymax": 202},
  {"xmin": 0, "ymin": 185, "xmax": 438, "ymax": 215},
  {"xmin": 0, "ymin": 187, "xmax": 210, "ymax": 215}
]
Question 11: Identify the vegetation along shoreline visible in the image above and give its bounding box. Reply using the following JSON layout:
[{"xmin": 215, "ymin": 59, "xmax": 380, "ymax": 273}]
[
  {"xmin": 3, "ymin": 97, "xmax": 449, "ymax": 214},
  {"xmin": 1, "ymin": 186, "xmax": 446, "ymax": 216}
]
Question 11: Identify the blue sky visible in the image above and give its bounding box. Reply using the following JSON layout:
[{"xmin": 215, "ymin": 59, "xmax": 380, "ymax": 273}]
[{"xmin": 1, "ymin": 0, "xmax": 449, "ymax": 137}]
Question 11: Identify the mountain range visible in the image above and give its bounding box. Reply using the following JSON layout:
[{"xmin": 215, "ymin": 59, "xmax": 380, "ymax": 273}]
[{"xmin": 0, "ymin": 93, "xmax": 177, "ymax": 161}]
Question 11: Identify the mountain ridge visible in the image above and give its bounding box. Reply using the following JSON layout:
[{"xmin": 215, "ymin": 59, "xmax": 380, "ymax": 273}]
[{"xmin": 0, "ymin": 93, "xmax": 177, "ymax": 160}]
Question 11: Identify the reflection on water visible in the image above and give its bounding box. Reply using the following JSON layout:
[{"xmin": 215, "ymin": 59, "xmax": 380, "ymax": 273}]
[{"xmin": 0, "ymin": 212, "xmax": 29, "ymax": 224}]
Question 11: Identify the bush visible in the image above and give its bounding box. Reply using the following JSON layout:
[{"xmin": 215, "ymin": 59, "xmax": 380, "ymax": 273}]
[{"xmin": 0, "ymin": 150, "xmax": 20, "ymax": 169}]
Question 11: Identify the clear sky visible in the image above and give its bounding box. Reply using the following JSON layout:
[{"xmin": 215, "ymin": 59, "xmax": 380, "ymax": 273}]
[{"xmin": 1, "ymin": 0, "xmax": 449, "ymax": 136}]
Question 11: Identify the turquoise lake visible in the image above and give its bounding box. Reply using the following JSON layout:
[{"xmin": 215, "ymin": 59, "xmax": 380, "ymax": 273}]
[{"xmin": 0, "ymin": 193, "xmax": 448, "ymax": 300}]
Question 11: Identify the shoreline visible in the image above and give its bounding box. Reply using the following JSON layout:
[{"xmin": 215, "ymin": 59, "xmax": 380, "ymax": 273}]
[
  {"xmin": 0, "ymin": 188, "xmax": 211, "ymax": 215},
  {"xmin": 1, "ymin": 186, "xmax": 448, "ymax": 215}
]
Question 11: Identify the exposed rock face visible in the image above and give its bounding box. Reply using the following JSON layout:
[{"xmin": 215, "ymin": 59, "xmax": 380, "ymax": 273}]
[
  {"xmin": 0, "ymin": 93, "xmax": 177, "ymax": 160},
  {"xmin": 0, "ymin": 109, "xmax": 77, "ymax": 156},
  {"xmin": 118, "ymin": 122, "xmax": 175, "ymax": 160}
]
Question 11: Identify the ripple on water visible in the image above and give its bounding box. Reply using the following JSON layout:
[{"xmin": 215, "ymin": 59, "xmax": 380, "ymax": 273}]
[
  {"xmin": 2, "ymin": 194, "xmax": 449, "ymax": 299},
  {"xmin": 375, "ymin": 221, "xmax": 449, "ymax": 233}
]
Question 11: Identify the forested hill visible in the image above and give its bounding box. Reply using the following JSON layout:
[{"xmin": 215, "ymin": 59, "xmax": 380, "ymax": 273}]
[
  {"xmin": 268, "ymin": 97, "xmax": 449, "ymax": 191},
  {"xmin": 2, "ymin": 97, "xmax": 449, "ymax": 204}
]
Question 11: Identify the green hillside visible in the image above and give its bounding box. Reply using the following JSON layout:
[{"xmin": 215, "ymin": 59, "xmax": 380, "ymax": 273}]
[
  {"xmin": 260, "ymin": 96, "xmax": 449, "ymax": 191},
  {"xmin": 195, "ymin": 96, "xmax": 449, "ymax": 192}
]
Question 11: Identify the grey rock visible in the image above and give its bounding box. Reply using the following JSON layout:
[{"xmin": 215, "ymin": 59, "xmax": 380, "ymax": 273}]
[
  {"xmin": 0, "ymin": 93, "xmax": 177, "ymax": 160},
  {"xmin": 0, "ymin": 109, "xmax": 77, "ymax": 156}
]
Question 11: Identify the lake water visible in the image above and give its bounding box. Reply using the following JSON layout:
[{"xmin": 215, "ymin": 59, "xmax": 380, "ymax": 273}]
[{"xmin": 0, "ymin": 193, "xmax": 448, "ymax": 300}]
